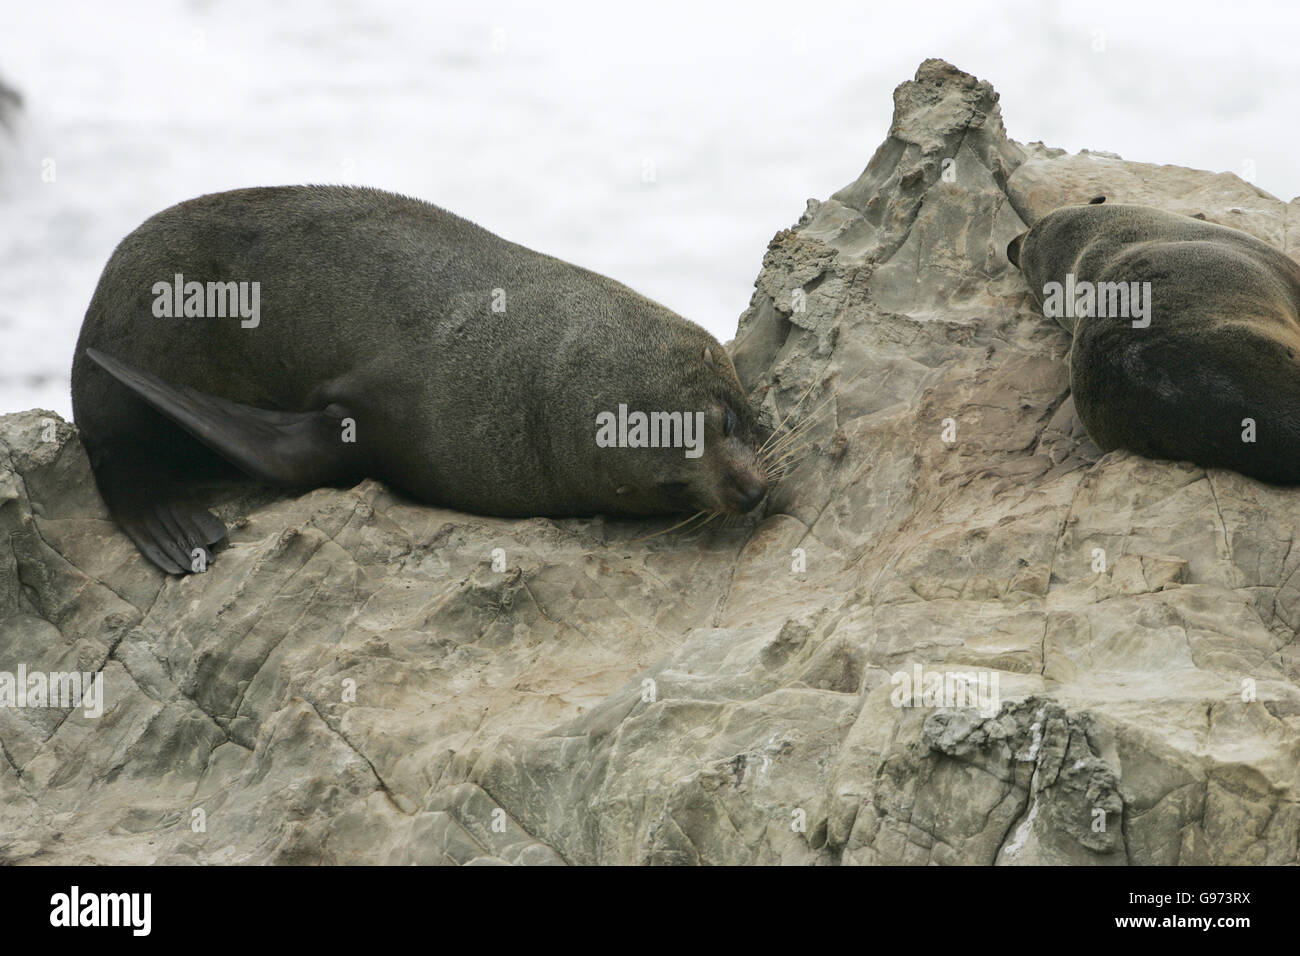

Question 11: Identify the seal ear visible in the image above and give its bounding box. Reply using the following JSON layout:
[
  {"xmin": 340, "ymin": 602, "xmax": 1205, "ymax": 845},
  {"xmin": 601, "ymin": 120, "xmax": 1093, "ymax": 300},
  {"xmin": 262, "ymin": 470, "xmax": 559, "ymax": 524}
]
[
  {"xmin": 703, "ymin": 345, "xmax": 716, "ymax": 370},
  {"xmin": 1006, "ymin": 232, "xmax": 1026, "ymax": 269},
  {"xmin": 1089, "ymin": 195, "xmax": 1107, "ymax": 204}
]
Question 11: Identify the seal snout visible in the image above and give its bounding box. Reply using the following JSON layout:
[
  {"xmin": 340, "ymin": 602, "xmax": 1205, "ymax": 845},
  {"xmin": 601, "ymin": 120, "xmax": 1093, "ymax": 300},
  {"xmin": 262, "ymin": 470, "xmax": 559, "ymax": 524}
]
[{"xmin": 725, "ymin": 469, "xmax": 768, "ymax": 514}]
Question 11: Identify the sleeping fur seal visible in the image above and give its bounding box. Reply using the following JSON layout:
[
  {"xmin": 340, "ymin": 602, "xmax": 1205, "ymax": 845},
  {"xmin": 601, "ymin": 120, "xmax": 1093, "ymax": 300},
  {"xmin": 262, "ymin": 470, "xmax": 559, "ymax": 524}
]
[
  {"xmin": 71, "ymin": 186, "xmax": 770, "ymax": 574},
  {"xmin": 1008, "ymin": 199, "xmax": 1300, "ymax": 485}
]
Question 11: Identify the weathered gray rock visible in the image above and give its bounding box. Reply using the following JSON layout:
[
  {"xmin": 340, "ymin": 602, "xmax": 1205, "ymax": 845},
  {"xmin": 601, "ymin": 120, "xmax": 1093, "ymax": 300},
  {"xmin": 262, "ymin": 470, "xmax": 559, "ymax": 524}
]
[{"xmin": 2, "ymin": 59, "xmax": 1298, "ymax": 865}]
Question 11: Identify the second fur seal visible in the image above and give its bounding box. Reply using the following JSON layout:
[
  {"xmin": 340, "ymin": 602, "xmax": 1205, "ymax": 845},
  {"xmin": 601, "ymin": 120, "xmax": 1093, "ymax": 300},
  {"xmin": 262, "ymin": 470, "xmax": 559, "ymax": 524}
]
[
  {"xmin": 72, "ymin": 186, "xmax": 770, "ymax": 574},
  {"xmin": 1008, "ymin": 198, "xmax": 1300, "ymax": 485}
]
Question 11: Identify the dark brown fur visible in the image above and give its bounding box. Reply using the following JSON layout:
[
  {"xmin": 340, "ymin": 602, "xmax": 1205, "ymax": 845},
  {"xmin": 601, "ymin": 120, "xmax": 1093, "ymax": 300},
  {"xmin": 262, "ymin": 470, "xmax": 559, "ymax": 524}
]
[
  {"xmin": 72, "ymin": 186, "xmax": 768, "ymax": 573},
  {"xmin": 1009, "ymin": 201, "xmax": 1300, "ymax": 484}
]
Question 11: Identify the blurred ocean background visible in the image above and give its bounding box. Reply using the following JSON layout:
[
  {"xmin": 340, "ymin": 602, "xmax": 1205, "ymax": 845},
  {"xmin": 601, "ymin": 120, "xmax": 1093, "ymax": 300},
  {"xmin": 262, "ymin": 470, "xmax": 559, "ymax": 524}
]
[{"xmin": 2, "ymin": 0, "xmax": 1299, "ymax": 416}]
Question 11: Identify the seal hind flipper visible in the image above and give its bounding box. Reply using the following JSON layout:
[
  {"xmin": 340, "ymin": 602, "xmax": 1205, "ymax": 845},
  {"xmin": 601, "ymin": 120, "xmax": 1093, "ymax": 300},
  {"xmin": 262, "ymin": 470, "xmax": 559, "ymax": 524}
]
[
  {"xmin": 90, "ymin": 450, "xmax": 228, "ymax": 574},
  {"xmin": 85, "ymin": 348, "xmax": 359, "ymax": 488},
  {"xmin": 125, "ymin": 499, "xmax": 226, "ymax": 574}
]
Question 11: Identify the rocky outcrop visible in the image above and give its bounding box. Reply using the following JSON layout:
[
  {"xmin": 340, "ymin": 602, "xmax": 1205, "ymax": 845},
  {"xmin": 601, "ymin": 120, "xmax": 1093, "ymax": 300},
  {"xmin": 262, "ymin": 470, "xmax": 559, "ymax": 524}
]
[{"xmin": 2, "ymin": 59, "xmax": 1297, "ymax": 865}]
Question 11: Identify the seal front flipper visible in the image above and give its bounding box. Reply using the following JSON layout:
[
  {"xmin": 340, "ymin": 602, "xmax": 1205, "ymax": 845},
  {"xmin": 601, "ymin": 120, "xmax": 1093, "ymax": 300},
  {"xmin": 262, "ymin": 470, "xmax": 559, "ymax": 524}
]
[{"xmin": 85, "ymin": 348, "xmax": 360, "ymax": 487}]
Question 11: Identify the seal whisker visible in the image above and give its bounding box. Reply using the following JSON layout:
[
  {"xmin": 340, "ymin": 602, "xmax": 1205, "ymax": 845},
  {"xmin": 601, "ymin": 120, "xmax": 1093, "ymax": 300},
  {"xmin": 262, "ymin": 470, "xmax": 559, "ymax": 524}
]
[
  {"xmin": 630, "ymin": 510, "xmax": 709, "ymax": 543},
  {"xmin": 686, "ymin": 511, "xmax": 721, "ymax": 537},
  {"xmin": 766, "ymin": 433, "xmax": 819, "ymax": 462},
  {"xmin": 758, "ymin": 443, "xmax": 803, "ymax": 487},
  {"xmin": 757, "ymin": 420, "xmax": 823, "ymax": 479},
  {"xmin": 759, "ymin": 375, "xmax": 825, "ymax": 454},
  {"xmin": 762, "ymin": 421, "xmax": 822, "ymax": 460},
  {"xmin": 760, "ymin": 430, "xmax": 819, "ymax": 470},
  {"xmin": 772, "ymin": 385, "xmax": 848, "ymax": 444},
  {"xmin": 760, "ymin": 362, "xmax": 874, "ymax": 459},
  {"xmin": 764, "ymin": 431, "xmax": 820, "ymax": 469},
  {"xmin": 764, "ymin": 451, "xmax": 805, "ymax": 475},
  {"xmin": 762, "ymin": 417, "xmax": 819, "ymax": 456},
  {"xmin": 763, "ymin": 450, "xmax": 810, "ymax": 483}
]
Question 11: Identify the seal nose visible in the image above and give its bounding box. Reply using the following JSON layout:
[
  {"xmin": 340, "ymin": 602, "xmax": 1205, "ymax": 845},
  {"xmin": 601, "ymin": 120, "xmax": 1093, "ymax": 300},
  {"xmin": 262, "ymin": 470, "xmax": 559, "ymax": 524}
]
[{"xmin": 732, "ymin": 473, "xmax": 767, "ymax": 513}]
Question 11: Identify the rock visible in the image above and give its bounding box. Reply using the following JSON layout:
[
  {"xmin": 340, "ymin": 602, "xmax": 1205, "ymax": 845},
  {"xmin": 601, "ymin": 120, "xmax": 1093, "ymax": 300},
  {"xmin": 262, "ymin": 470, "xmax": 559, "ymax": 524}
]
[
  {"xmin": 2, "ymin": 58, "xmax": 1298, "ymax": 865},
  {"xmin": 1007, "ymin": 151, "xmax": 1289, "ymax": 249}
]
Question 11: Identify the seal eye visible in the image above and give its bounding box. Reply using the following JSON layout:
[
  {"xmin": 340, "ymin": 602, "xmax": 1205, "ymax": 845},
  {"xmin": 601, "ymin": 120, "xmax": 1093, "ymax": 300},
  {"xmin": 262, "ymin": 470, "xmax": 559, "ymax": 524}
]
[{"xmin": 723, "ymin": 405, "xmax": 737, "ymax": 438}]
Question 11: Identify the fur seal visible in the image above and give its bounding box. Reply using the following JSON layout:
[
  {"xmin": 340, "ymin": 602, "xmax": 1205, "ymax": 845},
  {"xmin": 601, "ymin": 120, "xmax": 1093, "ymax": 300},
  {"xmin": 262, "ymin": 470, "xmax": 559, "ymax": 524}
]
[
  {"xmin": 71, "ymin": 186, "xmax": 770, "ymax": 574},
  {"xmin": 1008, "ymin": 199, "xmax": 1300, "ymax": 484}
]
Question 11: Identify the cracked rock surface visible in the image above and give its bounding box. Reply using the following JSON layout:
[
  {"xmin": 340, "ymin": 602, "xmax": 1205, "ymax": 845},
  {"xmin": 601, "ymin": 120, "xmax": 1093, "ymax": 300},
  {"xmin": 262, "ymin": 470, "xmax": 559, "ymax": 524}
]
[{"xmin": 2, "ymin": 59, "xmax": 1298, "ymax": 864}]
